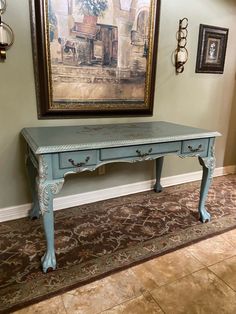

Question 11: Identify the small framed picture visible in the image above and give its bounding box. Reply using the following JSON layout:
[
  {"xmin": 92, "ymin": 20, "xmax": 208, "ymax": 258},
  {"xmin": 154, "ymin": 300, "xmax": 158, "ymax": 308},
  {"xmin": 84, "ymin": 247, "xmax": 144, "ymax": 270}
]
[{"xmin": 195, "ymin": 24, "xmax": 229, "ymax": 74}]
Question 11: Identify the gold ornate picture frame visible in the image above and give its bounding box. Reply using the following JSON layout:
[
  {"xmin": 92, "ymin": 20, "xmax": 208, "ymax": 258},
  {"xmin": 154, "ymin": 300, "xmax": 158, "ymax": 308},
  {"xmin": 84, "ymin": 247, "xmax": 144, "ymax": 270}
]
[{"xmin": 30, "ymin": 0, "xmax": 161, "ymax": 118}]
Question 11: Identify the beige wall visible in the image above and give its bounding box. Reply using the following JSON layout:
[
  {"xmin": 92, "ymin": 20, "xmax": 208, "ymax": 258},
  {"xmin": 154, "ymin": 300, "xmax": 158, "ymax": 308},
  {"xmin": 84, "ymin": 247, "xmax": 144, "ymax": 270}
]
[
  {"xmin": 224, "ymin": 82, "xmax": 236, "ymax": 165},
  {"xmin": 0, "ymin": 0, "xmax": 236, "ymax": 209}
]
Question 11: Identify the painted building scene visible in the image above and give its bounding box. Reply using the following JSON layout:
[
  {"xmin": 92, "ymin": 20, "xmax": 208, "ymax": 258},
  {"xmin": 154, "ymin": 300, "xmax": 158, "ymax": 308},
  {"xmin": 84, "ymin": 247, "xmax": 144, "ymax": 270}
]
[{"xmin": 49, "ymin": 0, "xmax": 151, "ymax": 104}]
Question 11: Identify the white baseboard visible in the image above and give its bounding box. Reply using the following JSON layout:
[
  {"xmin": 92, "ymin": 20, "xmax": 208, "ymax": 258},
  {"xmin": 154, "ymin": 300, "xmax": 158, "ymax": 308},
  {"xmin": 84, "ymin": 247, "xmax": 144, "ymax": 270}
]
[{"xmin": 1, "ymin": 165, "xmax": 235, "ymax": 222}]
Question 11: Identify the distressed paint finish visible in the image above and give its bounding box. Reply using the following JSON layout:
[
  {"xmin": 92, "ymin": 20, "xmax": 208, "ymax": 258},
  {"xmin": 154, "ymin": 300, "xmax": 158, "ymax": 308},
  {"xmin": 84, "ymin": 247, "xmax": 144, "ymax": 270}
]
[
  {"xmin": 21, "ymin": 122, "xmax": 220, "ymax": 273},
  {"xmin": 37, "ymin": 155, "xmax": 64, "ymax": 272},
  {"xmin": 198, "ymin": 139, "xmax": 216, "ymax": 222},
  {"xmin": 26, "ymin": 156, "xmax": 40, "ymax": 219},
  {"xmin": 21, "ymin": 121, "xmax": 220, "ymax": 154},
  {"xmin": 37, "ymin": 155, "xmax": 64, "ymax": 215}
]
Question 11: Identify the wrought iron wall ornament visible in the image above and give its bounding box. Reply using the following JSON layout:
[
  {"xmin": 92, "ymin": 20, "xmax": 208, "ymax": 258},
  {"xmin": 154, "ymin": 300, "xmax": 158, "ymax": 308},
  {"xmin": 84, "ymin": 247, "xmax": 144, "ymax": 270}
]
[
  {"xmin": 175, "ymin": 17, "xmax": 189, "ymax": 74},
  {"xmin": 0, "ymin": 0, "xmax": 14, "ymax": 61}
]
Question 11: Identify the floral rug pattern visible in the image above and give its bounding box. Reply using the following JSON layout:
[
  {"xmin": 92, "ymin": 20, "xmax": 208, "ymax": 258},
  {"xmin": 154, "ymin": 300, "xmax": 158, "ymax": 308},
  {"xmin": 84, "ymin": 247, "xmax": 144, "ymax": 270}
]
[{"xmin": 0, "ymin": 175, "xmax": 236, "ymax": 313}]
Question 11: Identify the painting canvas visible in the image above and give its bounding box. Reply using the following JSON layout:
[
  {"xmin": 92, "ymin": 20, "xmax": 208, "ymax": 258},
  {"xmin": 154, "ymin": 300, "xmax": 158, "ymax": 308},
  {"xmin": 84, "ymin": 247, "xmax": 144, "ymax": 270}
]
[{"xmin": 30, "ymin": 0, "xmax": 160, "ymax": 118}]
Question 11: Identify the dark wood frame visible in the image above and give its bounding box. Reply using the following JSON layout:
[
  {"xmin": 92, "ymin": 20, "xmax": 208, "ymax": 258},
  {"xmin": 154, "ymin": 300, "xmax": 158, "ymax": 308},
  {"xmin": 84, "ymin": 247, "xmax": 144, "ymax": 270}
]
[
  {"xmin": 195, "ymin": 24, "xmax": 229, "ymax": 74},
  {"xmin": 29, "ymin": 0, "xmax": 161, "ymax": 119}
]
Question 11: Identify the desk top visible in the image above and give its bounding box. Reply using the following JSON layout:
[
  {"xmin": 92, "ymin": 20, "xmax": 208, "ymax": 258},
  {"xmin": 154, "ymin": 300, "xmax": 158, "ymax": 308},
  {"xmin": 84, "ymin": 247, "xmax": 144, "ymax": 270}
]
[{"xmin": 21, "ymin": 121, "xmax": 220, "ymax": 154}]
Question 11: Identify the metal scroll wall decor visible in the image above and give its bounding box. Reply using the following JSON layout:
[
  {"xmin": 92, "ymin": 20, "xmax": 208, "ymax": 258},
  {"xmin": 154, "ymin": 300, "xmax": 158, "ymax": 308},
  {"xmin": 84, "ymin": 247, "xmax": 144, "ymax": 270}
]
[
  {"xmin": 175, "ymin": 17, "xmax": 189, "ymax": 74},
  {"xmin": 0, "ymin": 0, "xmax": 14, "ymax": 61}
]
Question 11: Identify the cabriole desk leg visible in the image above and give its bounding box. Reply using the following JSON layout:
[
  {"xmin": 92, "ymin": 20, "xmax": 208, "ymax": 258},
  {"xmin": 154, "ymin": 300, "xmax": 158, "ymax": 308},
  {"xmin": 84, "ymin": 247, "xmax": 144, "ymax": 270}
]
[
  {"xmin": 40, "ymin": 188, "xmax": 56, "ymax": 273},
  {"xmin": 26, "ymin": 156, "xmax": 40, "ymax": 219},
  {"xmin": 198, "ymin": 143, "xmax": 215, "ymax": 223},
  {"xmin": 37, "ymin": 155, "xmax": 64, "ymax": 273},
  {"xmin": 154, "ymin": 156, "xmax": 164, "ymax": 193}
]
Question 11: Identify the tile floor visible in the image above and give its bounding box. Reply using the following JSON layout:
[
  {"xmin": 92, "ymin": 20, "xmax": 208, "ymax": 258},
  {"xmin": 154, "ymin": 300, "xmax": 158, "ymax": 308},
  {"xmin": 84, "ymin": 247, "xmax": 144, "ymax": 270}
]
[{"xmin": 14, "ymin": 228, "xmax": 236, "ymax": 314}]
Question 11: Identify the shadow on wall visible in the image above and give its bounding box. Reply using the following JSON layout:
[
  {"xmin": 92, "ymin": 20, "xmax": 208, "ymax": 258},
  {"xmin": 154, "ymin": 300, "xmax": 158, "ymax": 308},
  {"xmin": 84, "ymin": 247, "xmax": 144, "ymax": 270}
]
[{"xmin": 224, "ymin": 81, "xmax": 236, "ymax": 166}]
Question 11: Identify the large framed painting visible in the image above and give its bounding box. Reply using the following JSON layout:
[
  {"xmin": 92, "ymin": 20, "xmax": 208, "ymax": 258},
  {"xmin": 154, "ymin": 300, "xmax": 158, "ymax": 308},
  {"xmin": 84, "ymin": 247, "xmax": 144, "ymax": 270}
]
[
  {"xmin": 195, "ymin": 24, "xmax": 229, "ymax": 74},
  {"xmin": 30, "ymin": 0, "xmax": 161, "ymax": 118}
]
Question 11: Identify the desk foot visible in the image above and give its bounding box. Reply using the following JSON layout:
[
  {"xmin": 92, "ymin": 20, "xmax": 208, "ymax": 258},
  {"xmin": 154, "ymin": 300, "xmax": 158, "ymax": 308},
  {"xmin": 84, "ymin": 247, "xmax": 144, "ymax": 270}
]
[
  {"xmin": 41, "ymin": 251, "xmax": 56, "ymax": 273},
  {"xmin": 199, "ymin": 208, "xmax": 211, "ymax": 223},
  {"xmin": 29, "ymin": 205, "xmax": 40, "ymax": 220},
  {"xmin": 154, "ymin": 183, "xmax": 163, "ymax": 193}
]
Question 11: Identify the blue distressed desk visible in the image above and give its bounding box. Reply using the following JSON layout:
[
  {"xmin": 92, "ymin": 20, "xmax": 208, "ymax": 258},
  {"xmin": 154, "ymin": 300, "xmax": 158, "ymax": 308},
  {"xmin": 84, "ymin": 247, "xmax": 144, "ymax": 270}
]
[{"xmin": 21, "ymin": 121, "xmax": 220, "ymax": 273}]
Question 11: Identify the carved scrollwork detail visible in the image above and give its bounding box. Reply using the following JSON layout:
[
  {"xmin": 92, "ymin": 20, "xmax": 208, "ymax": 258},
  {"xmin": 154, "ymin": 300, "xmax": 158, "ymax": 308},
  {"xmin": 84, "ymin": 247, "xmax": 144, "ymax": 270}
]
[
  {"xmin": 179, "ymin": 142, "xmax": 215, "ymax": 178},
  {"xmin": 37, "ymin": 179, "xmax": 64, "ymax": 215},
  {"xmin": 38, "ymin": 155, "xmax": 48, "ymax": 183},
  {"xmin": 131, "ymin": 156, "xmax": 155, "ymax": 163},
  {"xmin": 37, "ymin": 155, "xmax": 64, "ymax": 215},
  {"xmin": 199, "ymin": 145, "xmax": 215, "ymax": 179}
]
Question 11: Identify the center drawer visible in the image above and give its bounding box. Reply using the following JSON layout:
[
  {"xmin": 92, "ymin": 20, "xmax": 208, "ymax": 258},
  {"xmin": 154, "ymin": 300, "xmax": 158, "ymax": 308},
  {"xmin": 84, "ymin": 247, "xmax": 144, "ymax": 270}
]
[
  {"xmin": 100, "ymin": 142, "xmax": 181, "ymax": 161},
  {"xmin": 59, "ymin": 150, "xmax": 98, "ymax": 169}
]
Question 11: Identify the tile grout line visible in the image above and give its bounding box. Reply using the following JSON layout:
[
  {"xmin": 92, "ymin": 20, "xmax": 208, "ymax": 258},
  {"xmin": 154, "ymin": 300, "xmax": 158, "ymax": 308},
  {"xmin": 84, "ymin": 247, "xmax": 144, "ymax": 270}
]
[
  {"xmin": 185, "ymin": 249, "xmax": 209, "ymax": 267},
  {"xmin": 60, "ymin": 295, "xmax": 68, "ymax": 314},
  {"xmin": 206, "ymin": 253, "xmax": 236, "ymax": 267},
  {"xmin": 146, "ymin": 290, "xmax": 167, "ymax": 314},
  {"xmin": 129, "ymin": 251, "xmax": 206, "ymax": 290},
  {"xmin": 128, "ymin": 267, "xmax": 159, "ymax": 290},
  {"xmin": 147, "ymin": 267, "xmax": 208, "ymax": 291},
  {"xmin": 54, "ymin": 268, "xmax": 146, "ymax": 314},
  {"xmin": 96, "ymin": 294, "xmax": 143, "ymax": 313},
  {"xmin": 183, "ymin": 247, "xmax": 206, "ymax": 268},
  {"xmin": 188, "ymin": 251, "xmax": 236, "ymax": 268},
  {"xmin": 96, "ymin": 291, "xmax": 167, "ymax": 314},
  {"xmin": 185, "ymin": 239, "xmax": 236, "ymax": 268},
  {"xmin": 207, "ymin": 267, "xmax": 236, "ymax": 293},
  {"xmin": 220, "ymin": 231, "xmax": 236, "ymax": 249}
]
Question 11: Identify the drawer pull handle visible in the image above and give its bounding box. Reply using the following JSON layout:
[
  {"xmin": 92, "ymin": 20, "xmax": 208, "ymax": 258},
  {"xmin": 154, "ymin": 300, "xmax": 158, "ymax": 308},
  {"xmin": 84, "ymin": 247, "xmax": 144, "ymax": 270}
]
[
  {"xmin": 187, "ymin": 144, "xmax": 202, "ymax": 152},
  {"xmin": 136, "ymin": 148, "xmax": 153, "ymax": 158},
  {"xmin": 68, "ymin": 156, "xmax": 90, "ymax": 167}
]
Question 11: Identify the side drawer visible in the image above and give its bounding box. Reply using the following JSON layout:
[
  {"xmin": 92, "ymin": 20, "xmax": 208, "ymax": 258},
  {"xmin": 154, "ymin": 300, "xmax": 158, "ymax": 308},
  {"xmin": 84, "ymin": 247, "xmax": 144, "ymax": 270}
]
[
  {"xmin": 59, "ymin": 150, "xmax": 98, "ymax": 169},
  {"xmin": 182, "ymin": 138, "xmax": 209, "ymax": 156},
  {"xmin": 100, "ymin": 142, "xmax": 181, "ymax": 161}
]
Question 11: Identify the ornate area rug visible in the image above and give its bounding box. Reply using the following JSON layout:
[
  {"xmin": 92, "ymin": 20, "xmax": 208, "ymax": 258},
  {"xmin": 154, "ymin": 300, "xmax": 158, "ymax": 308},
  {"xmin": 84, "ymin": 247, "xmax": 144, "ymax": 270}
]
[{"xmin": 1, "ymin": 175, "xmax": 236, "ymax": 313}]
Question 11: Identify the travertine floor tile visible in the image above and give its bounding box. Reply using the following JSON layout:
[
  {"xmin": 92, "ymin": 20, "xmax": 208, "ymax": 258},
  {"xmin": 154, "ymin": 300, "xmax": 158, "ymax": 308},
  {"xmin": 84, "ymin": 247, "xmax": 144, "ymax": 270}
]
[
  {"xmin": 12, "ymin": 296, "xmax": 66, "ymax": 314},
  {"xmin": 101, "ymin": 292, "xmax": 163, "ymax": 314},
  {"xmin": 61, "ymin": 269, "xmax": 144, "ymax": 314},
  {"xmin": 186, "ymin": 234, "xmax": 236, "ymax": 266},
  {"xmin": 221, "ymin": 228, "xmax": 236, "ymax": 248},
  {"xmin": 131, "ymin": 248, "xmax": 203, "ymax": 289},
  {"xmin": 209, "ymin": 255, "xmax": 236, "ymax": 291},
  {"xmin": 150, "ymin": 268, "xmax": 236, "ymax": 314}
]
